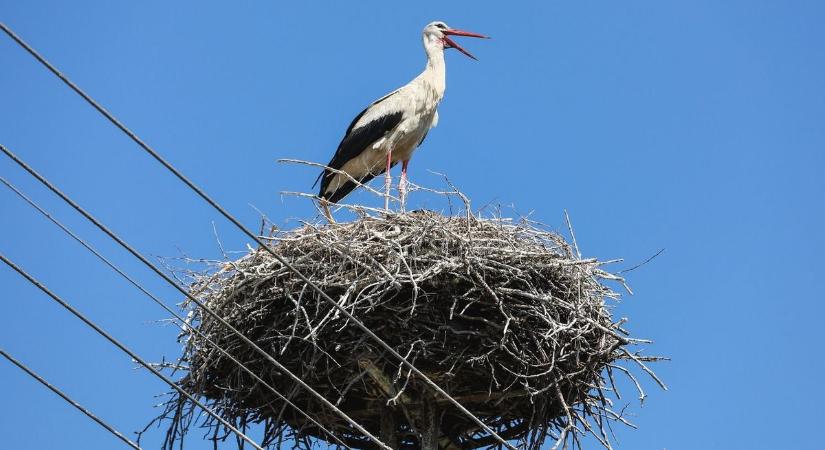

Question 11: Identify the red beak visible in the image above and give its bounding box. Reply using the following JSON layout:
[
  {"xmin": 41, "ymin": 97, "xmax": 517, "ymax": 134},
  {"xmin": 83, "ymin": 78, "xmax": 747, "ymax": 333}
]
[{"xmin": 442, "ymin": 28, "xmax": 490, "ymax": 60}]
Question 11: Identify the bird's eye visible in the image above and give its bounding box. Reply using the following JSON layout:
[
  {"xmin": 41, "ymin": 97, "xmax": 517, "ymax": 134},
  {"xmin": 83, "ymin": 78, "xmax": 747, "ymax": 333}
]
[{"xmin": 435, "ymin": 23, "xmax": 447, "ymax": 29}]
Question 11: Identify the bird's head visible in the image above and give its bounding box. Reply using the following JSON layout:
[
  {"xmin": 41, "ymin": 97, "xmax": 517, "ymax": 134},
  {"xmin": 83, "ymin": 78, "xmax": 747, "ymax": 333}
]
[{"xmin": 423, "ymin": 21, "xmax": 489, "ymax": 60}]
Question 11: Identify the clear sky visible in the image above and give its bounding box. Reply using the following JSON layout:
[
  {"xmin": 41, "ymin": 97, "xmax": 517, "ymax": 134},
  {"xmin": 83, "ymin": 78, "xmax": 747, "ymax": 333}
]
[{"xmin": 1, "ymin": 1, "xmax": 823, "ymax": 449}]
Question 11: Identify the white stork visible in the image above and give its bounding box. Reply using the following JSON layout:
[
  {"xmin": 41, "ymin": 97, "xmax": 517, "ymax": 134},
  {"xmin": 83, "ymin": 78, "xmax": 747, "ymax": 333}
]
[{"xmin": 315, "ymin": 21, "xmax": 488, "ymax": 215}]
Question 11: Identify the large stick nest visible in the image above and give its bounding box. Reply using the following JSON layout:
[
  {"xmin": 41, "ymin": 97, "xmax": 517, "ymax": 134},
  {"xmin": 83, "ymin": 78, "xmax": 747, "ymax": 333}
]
[{"xmin": 159, "ymin": 209, "xmax": 662, "ymax": 450}]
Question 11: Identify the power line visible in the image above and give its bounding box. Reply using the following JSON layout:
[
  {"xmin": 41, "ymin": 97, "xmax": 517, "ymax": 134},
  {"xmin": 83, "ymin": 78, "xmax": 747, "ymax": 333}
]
[
  {"xmin": 0, "ymin": 176, "xmax": 350, "ymax": 450},
  {"xmin": 0, "ymin": 22, "xmax": 513, "ymax": 448},
  {"xmin": 0, "ymin": 348, "xmax": 143, "ymax": 450},
  {"xmin": 0, "ymin": 253, "xmax": 266, "ymax": 450},
  {"xmin": 0, "ymin": 144, "xmax": 388, "ymax": 450}
]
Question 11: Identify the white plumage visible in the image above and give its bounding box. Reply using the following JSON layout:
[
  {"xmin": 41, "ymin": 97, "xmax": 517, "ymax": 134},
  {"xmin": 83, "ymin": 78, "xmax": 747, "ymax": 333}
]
[{"xmin": 316, "ymin": 21, "xmax": 487, "ymax": 212}]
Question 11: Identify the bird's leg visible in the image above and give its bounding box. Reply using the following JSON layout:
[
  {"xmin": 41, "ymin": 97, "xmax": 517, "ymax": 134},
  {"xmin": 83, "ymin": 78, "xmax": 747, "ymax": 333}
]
[
  {"xmin": 384, "ymin": 150, "xmax": 392, "ymax": 211},
  {"xmin": 399, "ymin": 160, "xmax": 409, "ymax": 212}
]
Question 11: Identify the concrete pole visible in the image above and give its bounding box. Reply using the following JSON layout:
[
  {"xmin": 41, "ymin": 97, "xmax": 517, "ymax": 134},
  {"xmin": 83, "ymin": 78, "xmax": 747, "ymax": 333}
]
[
  {"xmin": 419, "ymin": 396, "xmax": 440, "ymax": 450},
  {"xmin": 380, "ymin": 405, "xmax": 398, "ymax": 449}
]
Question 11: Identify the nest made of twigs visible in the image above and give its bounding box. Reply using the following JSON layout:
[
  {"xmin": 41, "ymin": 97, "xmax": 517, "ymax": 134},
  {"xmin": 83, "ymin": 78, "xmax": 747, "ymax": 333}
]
[{"xmin": 158, "ymin": 209, "xmax": 662, "ymax": 450}]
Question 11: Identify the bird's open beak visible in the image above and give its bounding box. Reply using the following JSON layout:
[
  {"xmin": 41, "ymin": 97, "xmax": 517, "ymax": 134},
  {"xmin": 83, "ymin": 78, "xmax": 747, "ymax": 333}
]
[{"xmin": 443, "ymin": 29, "xmax": 490, "ymax": 60}]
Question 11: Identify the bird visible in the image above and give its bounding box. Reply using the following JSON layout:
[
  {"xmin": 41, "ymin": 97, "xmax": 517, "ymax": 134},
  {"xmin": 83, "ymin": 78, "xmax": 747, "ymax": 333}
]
[{"xmin": 315, "ymin": 20, "xmax": 488, "ymax": 218}]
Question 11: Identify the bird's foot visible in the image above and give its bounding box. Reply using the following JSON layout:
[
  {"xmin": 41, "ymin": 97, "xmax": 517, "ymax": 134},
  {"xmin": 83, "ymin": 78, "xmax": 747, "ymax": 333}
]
[
  {"xmin": 384, "ymin": 174, "xmax": 392, "ymax": 212},
  {"xmin": 399, "ymin": 177, "xmax": 408, "ymax": 212}
]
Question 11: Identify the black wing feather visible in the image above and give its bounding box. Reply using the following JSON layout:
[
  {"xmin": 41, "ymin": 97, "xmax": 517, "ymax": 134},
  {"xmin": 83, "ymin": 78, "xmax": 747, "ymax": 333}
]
[
  {"xmin": 324, "ymin": 160, "xmax": 398, "ymax": 203},
  {"xmin": 317, "ymin": 93, "xmax": 404, "ymax": 202}
]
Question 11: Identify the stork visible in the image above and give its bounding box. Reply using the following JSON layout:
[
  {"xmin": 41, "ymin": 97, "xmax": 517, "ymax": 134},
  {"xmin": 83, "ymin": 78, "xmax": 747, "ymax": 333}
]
[{"xmin": 315, "ymin": 21, "xmax": 488, "ymax": 217}]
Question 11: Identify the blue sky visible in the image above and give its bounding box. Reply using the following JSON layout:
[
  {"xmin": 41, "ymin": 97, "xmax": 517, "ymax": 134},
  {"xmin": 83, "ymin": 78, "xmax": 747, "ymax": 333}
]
[{"xmin": 2, "ymin": 1, "xmax": 824, "ymax": 449}]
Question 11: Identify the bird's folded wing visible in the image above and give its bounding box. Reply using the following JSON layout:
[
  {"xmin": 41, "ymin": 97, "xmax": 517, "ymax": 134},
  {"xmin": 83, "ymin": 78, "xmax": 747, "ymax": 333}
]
[
  {"xmin": 317, "ymin": 91, "xmax": 405, "ymax": 200},
  {"xmin": 326, "ymin": 89, "xmax": 406, "ymax": 175}
]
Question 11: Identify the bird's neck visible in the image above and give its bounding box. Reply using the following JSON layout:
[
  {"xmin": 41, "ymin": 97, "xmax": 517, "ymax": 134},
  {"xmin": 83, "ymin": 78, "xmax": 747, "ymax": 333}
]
[{"xmin": 422, "ymin": 47, "xmax": 446, "ymax": 98}]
